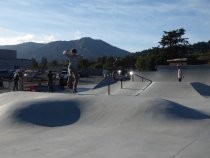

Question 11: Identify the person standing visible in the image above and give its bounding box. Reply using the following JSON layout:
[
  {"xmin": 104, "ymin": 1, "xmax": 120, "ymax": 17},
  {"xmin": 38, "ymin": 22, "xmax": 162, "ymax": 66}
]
[
  {"xmin": 18, "ymin": 70, "xmax": 24, "ymax": 91},
  {"xmin": 13, "ymin": 71, "xmax": 19, "ymax": 91},
  {"xmin": 63, "ymin": 48, "xmax": 83, "ymax": 93},
  {"xmin": 59, "ymin": 74, "xmax": 65, "ymax": 90},
  {"xmin": 0, "ymin": 77, "xmax": 4, "ymax": 89},
  {"xmin": 48, "ymin": 70, "xmax": 54, "ymax": 92},
  {"xmin": 177, "ymin": 66, "xmax": 184, "ymax": 82}
]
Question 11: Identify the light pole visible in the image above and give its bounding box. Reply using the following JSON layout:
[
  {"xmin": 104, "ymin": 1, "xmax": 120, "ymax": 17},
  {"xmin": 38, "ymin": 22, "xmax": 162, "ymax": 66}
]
[{"xmin": 129, "ymin": 71, "xmax": 134, "ymax": 81}]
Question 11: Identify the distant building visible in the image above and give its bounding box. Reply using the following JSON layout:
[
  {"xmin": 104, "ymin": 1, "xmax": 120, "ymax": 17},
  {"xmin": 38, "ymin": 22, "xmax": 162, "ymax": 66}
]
[
  {"xmin": 0, "ymin": 49, "xmax": 32, "ymax": 70},
  {"xmin": 167, "ymin": 58, "xmax": 188, "ymax": 66}
]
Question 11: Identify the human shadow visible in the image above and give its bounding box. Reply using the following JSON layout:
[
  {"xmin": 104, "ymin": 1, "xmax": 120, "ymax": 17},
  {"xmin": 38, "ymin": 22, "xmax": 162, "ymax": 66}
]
[
  {"xmin": 14, "ymin": 100, "xmax": 81, "ymax": 127},
  {"xmin": 191, "ymin": 82, "xmax": 210, "ymax": 97}
]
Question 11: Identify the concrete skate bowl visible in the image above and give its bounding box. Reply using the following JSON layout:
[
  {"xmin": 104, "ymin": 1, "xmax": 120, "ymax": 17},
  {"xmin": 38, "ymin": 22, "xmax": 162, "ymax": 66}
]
[
  {"xmin": 147, "ymin": 99, "xmax": 210, "ymax": 121},
  {"xmin": 191, "ymin": 82, "xmax": 210, "ymax": 97},
  {"xmin": 13, "ymin": 100, "xmax": 81, "ymax": 127}
]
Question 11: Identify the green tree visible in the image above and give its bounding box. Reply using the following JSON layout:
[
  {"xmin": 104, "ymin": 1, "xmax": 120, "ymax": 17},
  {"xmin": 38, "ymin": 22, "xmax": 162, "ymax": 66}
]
[
  {"xmin": 40, "ymin": 57, "xmax": 48, "ymax": 70},
  {"xmin": 121, "ymin": 55, "xmax": 136, "ymax": 69},
  {"xmin": 91, "ymin": 63, "xmax": 103, "ymax": 69},
  {"xmin": 79, "ymin": 59, "xmax": 90, "ymax": 69},
  {"xmin": 51, "ymin": 60, "xmax": 58, "ymax": 66},
  {"xmin": 135, "ymin": 56, "xmax": 146, "ymax": 70},
  {"xmin": 31, "ymin": 58, "xmax": 39, "ymax": 70},
  {"xmin": 159, "ymin": 28, "xmax": 189, "ymax": 48},
  {"xmin": 104, "ymin": 56, "xmax": 115, "ymax": 70},
  {"xmin": 159, "ymin": 28, "xmax": 189, "ymax": 58},
  {"xmin": 97, "ymin": 56, "xmax": 107, "ymax": 66}
]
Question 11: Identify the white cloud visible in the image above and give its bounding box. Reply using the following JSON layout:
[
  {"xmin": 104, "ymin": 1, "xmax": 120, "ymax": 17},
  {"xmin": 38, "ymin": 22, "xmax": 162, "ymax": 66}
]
[
  {"xmin": 0, "ymin": 0, "xmax": 209, "ymax": 51},
  {"xmin": 73, "ymin": 31, "xmax": 82, "ymax": 40},
  {"xmin": 0, "ymin": 34, "xmax": 56, "ymax": 45},
  {"xmin": 41, "ymin": 35, "xmax": 56, "ymax": 43}
]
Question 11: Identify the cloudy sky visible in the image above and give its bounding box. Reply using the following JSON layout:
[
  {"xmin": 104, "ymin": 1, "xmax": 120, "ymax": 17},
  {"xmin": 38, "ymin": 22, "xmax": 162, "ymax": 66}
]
[{"xmin": 0, "ymin": 0, "xmax": 209, "ymax": 52}]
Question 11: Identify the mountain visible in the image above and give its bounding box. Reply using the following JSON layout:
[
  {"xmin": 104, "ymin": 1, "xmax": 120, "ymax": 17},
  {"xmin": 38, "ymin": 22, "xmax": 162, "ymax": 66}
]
[{"xmin": 0, "ymin": 37, "xmax": 130, "ymax": 61}]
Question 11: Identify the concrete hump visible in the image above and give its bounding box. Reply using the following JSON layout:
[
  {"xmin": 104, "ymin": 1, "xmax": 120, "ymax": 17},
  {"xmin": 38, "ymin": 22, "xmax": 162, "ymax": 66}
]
[
  {"xmin": 146, "ymin": 99, "xmax": 210, "ymax": 121},
  {"xmin": 12, "ymin": 100, "xmax": 81, "ymax": 127},
  {"xmin": 140, "ymin": 82, "xmax": 202, "ymax": 99}
]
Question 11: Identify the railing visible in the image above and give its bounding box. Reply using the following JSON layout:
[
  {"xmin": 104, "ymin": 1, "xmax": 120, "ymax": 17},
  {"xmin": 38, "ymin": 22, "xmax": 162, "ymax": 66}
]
[
  {"xmin": 133, "ymin": 74, "xmax": 152, "ymax": 83},
  {"xmin": 133, "ymin": 74, "xmax": 152, "ymax": 95},
  {"xmin": 107, "ymin": 73, "xmax": 152, "ymax": 95}
]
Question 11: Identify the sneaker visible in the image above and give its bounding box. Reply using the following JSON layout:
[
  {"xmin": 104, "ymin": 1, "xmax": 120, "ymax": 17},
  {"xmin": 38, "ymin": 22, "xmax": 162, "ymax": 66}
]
[{"xmin": 73, "ymin": 89, "xmax": 77, "ymax": 93}]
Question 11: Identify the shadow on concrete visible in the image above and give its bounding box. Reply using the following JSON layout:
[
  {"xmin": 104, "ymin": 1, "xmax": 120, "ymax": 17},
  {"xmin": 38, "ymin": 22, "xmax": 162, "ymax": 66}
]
[
  {"xmin": 93, "ymin": 76, "xmax": 117, "ymax": 89},
  {"xmin": 35, "ymin": 85, "xmax": 64, "ymax": 92},
  {"xmin": 191, "ymin": 82, "xmax": 210, "ymax": 97},
  {"xmin": 164, "ymin": 100, "xmax": 210, "ymax": 120},
  {"xmin": 13, "ymin": 101, "xmax": 80, "ymax": 127},
  {"xmin": 149, "ymin": 99, "xmax": 210, "ymax": 120}
]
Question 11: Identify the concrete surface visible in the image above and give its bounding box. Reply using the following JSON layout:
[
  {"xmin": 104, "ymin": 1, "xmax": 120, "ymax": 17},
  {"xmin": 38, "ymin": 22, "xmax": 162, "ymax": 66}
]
[{"xmin": 1, "ymin": 66, "xmax": 210, "ymax": 158}]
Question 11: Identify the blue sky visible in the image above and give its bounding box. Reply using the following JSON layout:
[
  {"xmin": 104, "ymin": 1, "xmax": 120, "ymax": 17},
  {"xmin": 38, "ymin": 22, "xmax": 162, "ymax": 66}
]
[{"xmin": 0, "ymin": 0, "xmax": 209, "ymax": 52}]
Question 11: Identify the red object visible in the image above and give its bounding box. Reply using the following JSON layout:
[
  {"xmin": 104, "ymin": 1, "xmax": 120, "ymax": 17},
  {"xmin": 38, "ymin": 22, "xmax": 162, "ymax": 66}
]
[{"xmin": 29, "ymin": 86, "xmax": 36, "ymax": 92}]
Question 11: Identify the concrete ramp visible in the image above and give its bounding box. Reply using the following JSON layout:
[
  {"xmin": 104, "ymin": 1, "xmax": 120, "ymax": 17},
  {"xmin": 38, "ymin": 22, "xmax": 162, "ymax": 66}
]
[
  {"xmin": 141, "ymin": 82, "xmax": 204, "ymax": 99},
  {"xmin": 136, "ymin": 65, "xmax": 210, "ymax": 82}
]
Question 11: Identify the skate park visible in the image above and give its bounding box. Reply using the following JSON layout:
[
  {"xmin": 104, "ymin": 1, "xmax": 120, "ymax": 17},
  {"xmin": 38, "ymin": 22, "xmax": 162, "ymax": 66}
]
[{"xmin": 1, "ymin": 65, "xmax": 210, "ymax": 158}]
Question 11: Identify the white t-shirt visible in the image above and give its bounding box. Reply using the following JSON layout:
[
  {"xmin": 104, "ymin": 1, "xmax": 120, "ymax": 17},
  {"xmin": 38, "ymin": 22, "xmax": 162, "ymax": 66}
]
[
  {"xmin": 177, "ymin": 69, "xmax": 183, "ymax": 79},
  {"xmin": 63, "ymin": 50, "xmax": 82, "ymax": 70}
]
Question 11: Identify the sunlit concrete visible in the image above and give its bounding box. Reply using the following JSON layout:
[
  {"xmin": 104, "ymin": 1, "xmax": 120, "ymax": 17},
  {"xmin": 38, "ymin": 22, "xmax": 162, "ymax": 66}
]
[{"xmin": 1, "ymin": 67, "xmax": 210, "ymax": 158}]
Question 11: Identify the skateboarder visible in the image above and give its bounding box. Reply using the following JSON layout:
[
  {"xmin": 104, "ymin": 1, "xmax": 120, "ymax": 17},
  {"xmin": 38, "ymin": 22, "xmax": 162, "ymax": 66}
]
[{"xmin": 63, "ymin": 48, "xmax": 83, "ymax": 93}]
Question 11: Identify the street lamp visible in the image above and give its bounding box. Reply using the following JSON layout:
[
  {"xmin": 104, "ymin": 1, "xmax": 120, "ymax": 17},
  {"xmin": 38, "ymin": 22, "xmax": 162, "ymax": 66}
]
[
  {"xmin": 129, "ymin": 71, "xmax": 134, "ymax": 81},
  {"xmin": 118, "ymin": 70, "xmax": 121, "ymax": 75},
  {"xmin": 129, "ymin": 71, "xmax": 133, "ymax": 76}
]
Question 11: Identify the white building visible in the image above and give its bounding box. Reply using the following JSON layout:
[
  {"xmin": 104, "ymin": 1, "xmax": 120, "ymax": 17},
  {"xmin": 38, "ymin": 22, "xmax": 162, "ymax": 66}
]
[
  {"xmin": 166, "ymin": 58, "xmax": 188, "ymax": 66},
  {"xmin": 0, "ymin": 49, "xmax": 32, "ymax": 70}
]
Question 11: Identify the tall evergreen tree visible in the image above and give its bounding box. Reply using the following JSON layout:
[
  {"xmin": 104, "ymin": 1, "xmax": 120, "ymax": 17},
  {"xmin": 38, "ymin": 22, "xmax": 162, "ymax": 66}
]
[{"xmin": 159, "ymin": 28, "xmax": 189, "ymax": 58}]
